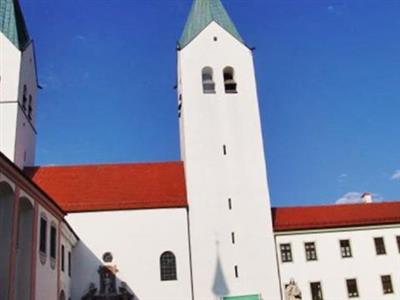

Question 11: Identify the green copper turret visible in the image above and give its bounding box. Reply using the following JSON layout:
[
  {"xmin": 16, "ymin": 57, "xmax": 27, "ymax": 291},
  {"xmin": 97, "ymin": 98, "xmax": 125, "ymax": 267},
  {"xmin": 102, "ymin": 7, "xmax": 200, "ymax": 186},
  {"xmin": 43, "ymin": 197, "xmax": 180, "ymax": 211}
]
[
  {"xmin": 179, "ymin": 0, "xmax": 243, "ymax": 49},
  {"xmin": 0, "ymin": 0, "xmax": 30, "ymax": 50}
]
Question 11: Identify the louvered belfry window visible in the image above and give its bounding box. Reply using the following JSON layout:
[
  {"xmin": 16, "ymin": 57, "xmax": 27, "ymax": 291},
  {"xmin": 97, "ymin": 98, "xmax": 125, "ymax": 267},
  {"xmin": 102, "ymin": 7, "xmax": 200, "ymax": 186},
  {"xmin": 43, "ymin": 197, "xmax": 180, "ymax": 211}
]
[{"xmin": 202, "ymin": 67, "xmax": 215, "ymax": 94}]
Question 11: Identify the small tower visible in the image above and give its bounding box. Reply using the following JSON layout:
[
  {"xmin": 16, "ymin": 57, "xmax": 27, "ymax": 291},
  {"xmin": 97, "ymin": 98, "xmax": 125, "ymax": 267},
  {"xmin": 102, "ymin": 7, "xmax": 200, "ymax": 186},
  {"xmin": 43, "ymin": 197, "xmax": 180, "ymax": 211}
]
[
  {"xmin": 0, "ymin": 0, "xmax": 38, "ymax": 169},
  {"xmin": 178, "ymin": 0, "xmax": 281, "ymax": 299}
]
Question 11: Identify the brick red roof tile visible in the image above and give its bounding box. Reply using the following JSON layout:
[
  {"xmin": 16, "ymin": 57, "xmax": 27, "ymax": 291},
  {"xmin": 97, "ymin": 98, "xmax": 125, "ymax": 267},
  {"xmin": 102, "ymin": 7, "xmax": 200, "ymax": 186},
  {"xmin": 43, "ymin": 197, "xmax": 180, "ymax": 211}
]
[
  {"xmin": 23, "ymin": 161, "xmax": 400, "ymax": 230},
  {"xmin": 272, "ymin": 201, "xmax": 400, "ymax": 231},
  {"xmin": 25, "ymin": 162, "xmax": 187, "ymax": 213}
]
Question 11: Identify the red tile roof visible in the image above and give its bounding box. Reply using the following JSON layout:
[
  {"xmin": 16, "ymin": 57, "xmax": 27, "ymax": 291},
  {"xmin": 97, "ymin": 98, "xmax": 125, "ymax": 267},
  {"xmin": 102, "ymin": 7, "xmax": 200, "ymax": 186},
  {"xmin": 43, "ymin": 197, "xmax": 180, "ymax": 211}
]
[
  {"xmin": 25, "ymin": 162, "xmax": 187, "ymax": 213},
  {"xmin": 273, "ymin": 201, "xmax": 400, "ymax": 231},
  {"xmin": 23, "ymin": 161, "xmax": 400, "ymax": 231}
]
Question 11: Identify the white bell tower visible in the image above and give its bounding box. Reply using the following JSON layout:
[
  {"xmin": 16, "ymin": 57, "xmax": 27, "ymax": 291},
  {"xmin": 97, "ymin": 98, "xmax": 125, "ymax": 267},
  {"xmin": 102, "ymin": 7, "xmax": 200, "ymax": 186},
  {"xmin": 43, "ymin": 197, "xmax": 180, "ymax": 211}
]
[
  {"xmin": 178, "ymin": 0, "xmax": 281, "ymax": 299},
  {"xmin": 0, "ymin": 0, "xmax": 38, "ymax": 169}
]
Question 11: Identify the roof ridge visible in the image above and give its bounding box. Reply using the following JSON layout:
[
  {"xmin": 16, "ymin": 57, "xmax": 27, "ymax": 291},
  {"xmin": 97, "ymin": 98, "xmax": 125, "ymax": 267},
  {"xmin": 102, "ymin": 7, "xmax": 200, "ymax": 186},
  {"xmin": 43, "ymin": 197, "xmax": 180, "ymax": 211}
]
[
  {"xmin": 25, "ymin": 160, "xmax": 184, "ymax": 169},
  {"xmin": 273, "ymin": 201, "xmax": 400, "ymax": 210}
]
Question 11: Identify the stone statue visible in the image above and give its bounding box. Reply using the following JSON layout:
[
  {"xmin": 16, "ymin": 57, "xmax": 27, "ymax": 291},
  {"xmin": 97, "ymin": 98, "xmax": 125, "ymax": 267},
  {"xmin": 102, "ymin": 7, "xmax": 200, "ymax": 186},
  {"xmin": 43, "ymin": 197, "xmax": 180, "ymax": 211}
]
[
  {"xmin": 285, "ymin": 278, "xmax": 302, "ymax": 300},
  {"xmin": 81, "ymin": 266, "xmax": 134, "ymax": 299}
]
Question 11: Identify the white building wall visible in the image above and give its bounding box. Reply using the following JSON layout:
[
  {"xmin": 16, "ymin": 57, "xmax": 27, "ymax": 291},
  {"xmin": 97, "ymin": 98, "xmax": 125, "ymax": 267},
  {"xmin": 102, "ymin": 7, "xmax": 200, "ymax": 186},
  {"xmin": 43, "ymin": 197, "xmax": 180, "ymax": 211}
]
[
  {"xmin": 67, "ymin": 208, "xmax": 193, "ymax": 300},
  {"xmin": 0, "ymin": 103, "xmax": 18, "ymax": 161},
  {"xmin": 0, "ymin": 33, "xmax": 21, "ymax": 102},
  {"xmin": 0, "ymin": 33, "xmax": 37, "ymax": 168},
  {"xmin": 60, "ymin": 223, "xmax": 77, "ymax": 300},
  {"xmin": 35, "ymin": 205, "xmax": 60, "ymax": 300},
  {"xmin": 276, "ymin": 225, "xmax": 400, "ymax": 300},
  {"xmin": 0, "ymin": 33, "xmax": 20, "ymax": 162},
  {"xmin": 14, "ymin": 42, "xmax": 37, "ymax": 167},
  {"xmin": 178, "ymin": 22, "xmax": 281, "ymax": 300}
]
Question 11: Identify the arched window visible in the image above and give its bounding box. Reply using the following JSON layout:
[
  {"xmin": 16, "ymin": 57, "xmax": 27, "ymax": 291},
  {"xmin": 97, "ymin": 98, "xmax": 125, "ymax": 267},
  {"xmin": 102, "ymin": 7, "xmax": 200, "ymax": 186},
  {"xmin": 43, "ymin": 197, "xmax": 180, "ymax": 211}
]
[
  {"xmin": 223, "ymin": 67, "xmax": 237, "ymax": 93},
  {"xmin": 160, "ymin": 251, "xmax": 177, "ymax": 281},
  {"xmin": 59, "ymin": 290, "xmax": 66, "ymax": 300},
  {"xmin": 22, "ymin": 85, "xmax": 27, "ymax": 110},
  {"xmin": 202, "ymin": 67, "xmax": 215, "ymax": 94},
  {"xmin": 28, "ymin": 95, "xmax": 33, "ymax": 120}
]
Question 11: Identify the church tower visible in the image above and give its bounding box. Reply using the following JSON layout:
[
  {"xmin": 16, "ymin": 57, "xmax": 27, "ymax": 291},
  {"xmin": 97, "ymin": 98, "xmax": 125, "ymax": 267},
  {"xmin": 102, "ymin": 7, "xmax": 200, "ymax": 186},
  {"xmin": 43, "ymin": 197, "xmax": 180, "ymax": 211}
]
[
  {"xmin": 0, "ymin": 0, "xmax": 38, "ymax": 169},
  {"xmin": 178, "ymin": 0, "xmax": 281, "ymax": 299}
]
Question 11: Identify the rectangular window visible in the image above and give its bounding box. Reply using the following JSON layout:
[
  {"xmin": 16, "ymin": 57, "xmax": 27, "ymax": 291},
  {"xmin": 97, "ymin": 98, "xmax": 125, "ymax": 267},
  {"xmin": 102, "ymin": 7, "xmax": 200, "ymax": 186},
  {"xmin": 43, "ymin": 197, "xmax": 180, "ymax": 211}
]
[
  {"xmin": 280, "ymin": 243, "xmax": 292, "ymax": 262},
  {"xmin": 68, "ymin": 251, "xmax": 72, "ymax": 277},
  {"xmin": 61, "ymin": 245, "xmax": 65, "ymax": 272},
  {"xmin": 310, "ymin": 282, "xmax": 323, "ymax": 300},
  {"xmin": 374, "ymin": 237, "xmax": 386, "ymax": 255},
  {"xmin": 50, "ymin": 226, "xmax": 57, "ymax": 259},
  {"xmin": 381, "ymin": 275, "xmax": 393, "ymax": 294},
  {"xmin": 223, "ymin": 145, "xmax": 227, "ymax": 155},
  {"xmin": 231, "ymin": 232, "xmax": 235, "ymax": 244},
  {"xmin": 234, "ymin": 265, "xmax": 239, "ymax": 278},
  {"xmin": 39, "ymin": 217, "xmax": 47, "ymax": 254},
  {"xmin": 346, "ymin": 279, "xmax": 359, "ymax": 298},
  {"xmin": 305, "ymin": 242, "xmax": 317, "ymax": 261},
  {"xmin": 228, "ymin": 198, "xmax": 232, "ymax": 210},
  {"xmin": 340, "ymin": 240, "xmax": 352, "ymax": 258},
  {"xmin": 397, "ymin": 236, "xmax": 400, "ymax": 253}
]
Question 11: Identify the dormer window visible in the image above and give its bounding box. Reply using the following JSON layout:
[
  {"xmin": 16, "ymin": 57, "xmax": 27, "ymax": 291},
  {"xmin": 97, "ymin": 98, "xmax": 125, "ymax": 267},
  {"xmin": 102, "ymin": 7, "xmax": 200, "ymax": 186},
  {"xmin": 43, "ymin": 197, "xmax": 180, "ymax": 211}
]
[
  {"xmin": 202, "ymin": 67, "xmax": 215, "ymax": 94},
  {"xmin": 223, "ymin": 67, "xmax": 237, "ymax": 94},
  {"xmin": 22, "ymin": 85, "xmax": 27, "ymax": 110}
]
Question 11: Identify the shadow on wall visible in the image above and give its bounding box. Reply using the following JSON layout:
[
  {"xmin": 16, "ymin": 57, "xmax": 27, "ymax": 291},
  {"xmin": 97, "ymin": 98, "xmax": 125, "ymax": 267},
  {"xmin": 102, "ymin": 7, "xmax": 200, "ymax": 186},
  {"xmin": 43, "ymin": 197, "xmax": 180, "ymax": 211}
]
[
  {"xmin": 212, "ymin": 254, "xmax": 230, "ymax": 298},
  {"xmin": 72, "ymin": 241, "xmax": 140, "ymax": 300}
]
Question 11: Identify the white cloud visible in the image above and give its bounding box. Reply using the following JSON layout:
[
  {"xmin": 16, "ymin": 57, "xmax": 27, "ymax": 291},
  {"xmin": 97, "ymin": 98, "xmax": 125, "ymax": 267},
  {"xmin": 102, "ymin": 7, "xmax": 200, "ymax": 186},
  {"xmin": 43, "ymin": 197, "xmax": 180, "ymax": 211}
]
[
  {"xmin": 338, "ymin": 173, "xmax": 348, "ymax": 183},
  {"xmin": 74, "ymin": 35, "xmax": 87, "ymax": 41},
  {"xmin": 391, "ymin": 170, "xmax": 400, "ymax": 181},
  {"xmin": 336, "ymin": 192, "xmax": 363, "ymax": 204},
  {"xmin": 327, "ymin": 4, "xmax": 345, "ymax": 15},
  {"xmin": 336, "ymin": 192, "xmax": 383, "ymax": 204},
  {"xmin": 327, "ymin": 5, "xmax": 335, "ymax": 12}
]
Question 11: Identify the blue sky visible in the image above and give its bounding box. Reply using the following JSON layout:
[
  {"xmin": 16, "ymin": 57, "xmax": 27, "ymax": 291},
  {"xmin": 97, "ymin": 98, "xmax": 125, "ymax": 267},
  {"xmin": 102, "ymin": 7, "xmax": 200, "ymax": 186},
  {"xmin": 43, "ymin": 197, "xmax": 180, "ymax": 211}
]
[{"xmin": 21, "ymin": 0, "xmax": 400, "ymax": 207}]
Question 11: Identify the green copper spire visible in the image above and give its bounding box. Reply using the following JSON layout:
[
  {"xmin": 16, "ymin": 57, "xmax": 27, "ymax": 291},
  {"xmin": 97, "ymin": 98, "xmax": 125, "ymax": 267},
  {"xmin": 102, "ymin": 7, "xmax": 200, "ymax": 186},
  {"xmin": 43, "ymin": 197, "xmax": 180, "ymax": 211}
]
[
  {"xmin": 0, "ymin": 0, "xmax": 30, "ymax": 50},
  {"xmin": 179, "ymin": 0, "xmax": 243, "ymax": 49}
]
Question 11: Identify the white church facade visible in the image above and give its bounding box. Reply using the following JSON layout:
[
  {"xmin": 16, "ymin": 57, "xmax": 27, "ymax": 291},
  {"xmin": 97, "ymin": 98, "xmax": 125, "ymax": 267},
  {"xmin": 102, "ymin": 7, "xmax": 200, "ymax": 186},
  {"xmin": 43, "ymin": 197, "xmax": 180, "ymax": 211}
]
[{"xmin": 1, "ymin": 0, "xmax": 400, "ymax": 300}]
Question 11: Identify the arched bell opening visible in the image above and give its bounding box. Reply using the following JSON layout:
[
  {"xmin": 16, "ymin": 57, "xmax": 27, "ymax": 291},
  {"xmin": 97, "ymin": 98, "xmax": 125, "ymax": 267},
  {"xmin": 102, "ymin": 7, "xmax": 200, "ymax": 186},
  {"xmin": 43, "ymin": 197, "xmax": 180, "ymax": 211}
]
[
  {"xmin": 223, "ymin": 66, "xmax": 237, "ymax": 93},
  {"xmin": 202, "ymin": 67, "xmax": 216, "ymax": 94}
]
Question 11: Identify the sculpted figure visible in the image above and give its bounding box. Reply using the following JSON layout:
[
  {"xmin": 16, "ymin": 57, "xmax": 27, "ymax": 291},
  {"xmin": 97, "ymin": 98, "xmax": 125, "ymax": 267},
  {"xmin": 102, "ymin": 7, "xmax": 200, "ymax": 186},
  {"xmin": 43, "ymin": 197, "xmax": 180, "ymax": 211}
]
[{"xmin": 285, "ymin": 278, "xmax": 302, "ymax": 300}]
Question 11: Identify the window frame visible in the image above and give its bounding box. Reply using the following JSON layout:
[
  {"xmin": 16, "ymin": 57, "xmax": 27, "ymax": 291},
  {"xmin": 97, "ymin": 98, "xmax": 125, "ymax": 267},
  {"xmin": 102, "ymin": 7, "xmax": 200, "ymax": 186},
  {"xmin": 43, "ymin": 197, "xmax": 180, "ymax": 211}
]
[
  {"xmin": 68, "ymin": 251, "xmax": 72, "ymax": 277},
  {"xmin": 28, "ymin": 95, "xmax": 33, "ymax": 120},
  {"xmin": 280, "ymin": 243, "xmax": 293, "ymax": 263},
  {"xmin": 397, "ymin": 236, "xmax": 400, "ymax": 253},
  {"xmin": 346, "ymin": 278, "xmax": 359, "ymax": 298},
  {"xmin": 61, "ymin": 244, "xmax": 65, "ymax": 272},
  {"xmin": 381, "ymin": 275, "xmax": 394, "ymax": 294},
  {"xmin": 39, "ymin": 214, "xmax": 48, "ymax": 253},
  {"xmin": 310, "ymin": 281, "xmax": 324, "ymax": 300},
  {"xmin": 304, "ymin": 241, "xmax": 318, "ymax": 261},
  {"xmin": 160, "ymin": 251, "xmax": 177, "ymax": 281},
  {"xmin": 374, "ymin": 237, "xmax": 386, "ymax": 255},
  {"xmin": 339, "ymin": 239, "xmax": 352, "ymax": 258},
  {"xmin": 22, "ymin": 84, "xmax": 27, "ymax": 110},
  {"xmin": 50, "ymin": 224, "xmax": 57, "ymax": 259}
]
